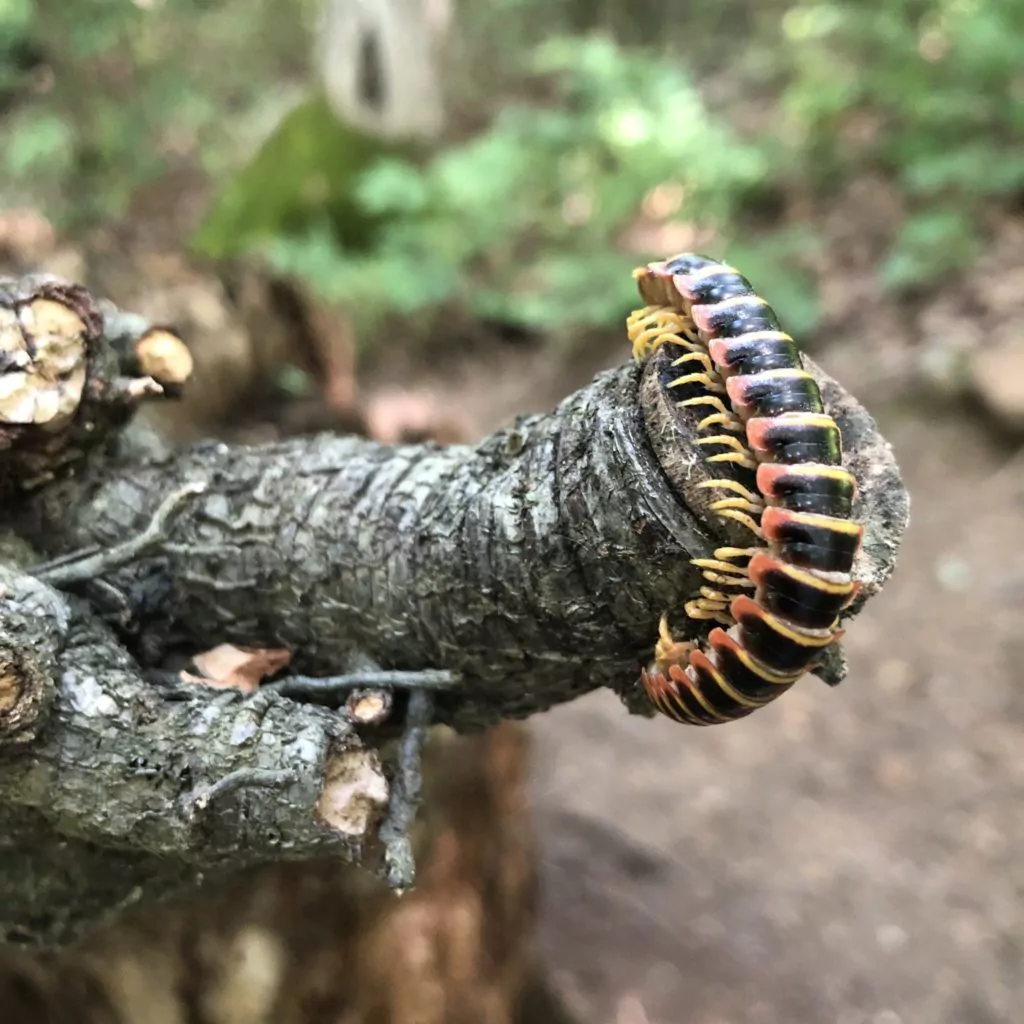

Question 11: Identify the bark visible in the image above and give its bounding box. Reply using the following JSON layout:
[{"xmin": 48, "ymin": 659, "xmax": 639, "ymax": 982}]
[
  {"xmin": 0, "ymin": 276, "xmax": 910, "ymax": 947},
  {"xmin": 1, "ymin": 723, "xmax": 550, "ymax": 1024}
]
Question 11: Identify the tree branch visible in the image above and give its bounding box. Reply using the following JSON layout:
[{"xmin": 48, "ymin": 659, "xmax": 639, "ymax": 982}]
[
  {"xmin": 0, "ymin": 564, "xmax": 388, "ymax": 947},
  {"xmin": 0, "ymin": 274, "xmax": 909, "ymax": 947},
  {"xmin": 14, "ymin": 356, "xmax": 906, "ymax": 723}
]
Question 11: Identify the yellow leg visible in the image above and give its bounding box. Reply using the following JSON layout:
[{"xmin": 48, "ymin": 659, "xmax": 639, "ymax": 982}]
[
  {"xmin": 670, "ymin": 351, "xmax": 715, "ymax": 374},
  {"xmin": 692, "ymin": 559, "xmax": 751, "ymax": 576},
  {"xmin": 653, "ymin": 615, "xmax": 695, "ymax": 676},
  {"xmin": 695, "ymin": 478, "xmax": 762, "ymax": 503},
  {"xmin": 714, "ymin": 508, "xmax": 764, "ymax": 538},
  {"xmin": 628, "ymin": 307, "xmax": 701, "ymax": 361},
  {"xmin": 709, "ymin": 497, "xmax": 765, "ymax": 516},
  {"xmin": 712, "ymin": 546, "xmax": 761, "ymax": 561},
  {"xmin": 699, "ymin": 571, "xmax": 756, "ymax": 588},
  {"xmin": 674, "ymin": 396, "xmax": 744, "ymax": 434},
  {"xmin": 698, "ymin": 412, "xmax": 745, "ymax": 432},
  {"xmin": 684, "ymin": 598, "xmax": 734, "ymax": 626},
  {"xmin": 667, "ymin": 372, "xmax": 727, "ymax": 393},
  {"xmin": 707, "ymin": 452, "xmax": 759, "ymax": 471},
  {"xmin": 695, "ymin": 434, "xmax": 753, "ymax": 455},
  {"xmin": 692, "ymin": 545, "xmax": 760, "ymax": 590}
]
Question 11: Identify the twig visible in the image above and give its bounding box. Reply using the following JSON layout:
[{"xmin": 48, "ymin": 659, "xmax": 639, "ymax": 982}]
[
  {"xmin": 266, "ymin": 669, "xmax": 458, "ymax": 703},
  {"xmin": 186, "ymin": 767, "xmax": 297, "ymax": 818},
  {"xmin": 378, "ymin": 688, "xmax": 434, "ymax": 893},
  {"xmin": 31, "ymin": 482, "xmax": 207, "ymax": 587}
]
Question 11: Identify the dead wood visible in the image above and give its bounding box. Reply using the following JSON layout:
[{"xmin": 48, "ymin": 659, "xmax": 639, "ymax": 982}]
[{"xmin": 0, "ymin": 273, "xmax": 909, "ymax": 946}]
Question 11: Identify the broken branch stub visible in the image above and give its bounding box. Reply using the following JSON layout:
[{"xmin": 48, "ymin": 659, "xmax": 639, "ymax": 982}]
[
  {"xmin": 0, "ymin": 565, "xmax": 391, "ymax": 947},
  {"xmin": 0, "ymin": 276, "xmax": 193, "ymax": 494}
]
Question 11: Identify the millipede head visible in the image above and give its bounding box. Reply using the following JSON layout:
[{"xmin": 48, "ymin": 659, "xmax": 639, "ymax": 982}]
[{"xmin": 652, "ymin": 615, "xmax": 695, "ymax": 676}]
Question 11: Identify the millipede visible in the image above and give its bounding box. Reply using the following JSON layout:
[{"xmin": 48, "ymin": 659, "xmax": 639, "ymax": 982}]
[{"xmin": 627, "ymin": 253, "xmax": 864, "ymax": 726}]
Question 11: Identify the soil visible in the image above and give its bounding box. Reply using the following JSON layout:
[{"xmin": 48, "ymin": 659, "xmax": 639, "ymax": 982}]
[{"xmin": 402, "ymin": 326, "xmax": 1024, "ymax": 1023}]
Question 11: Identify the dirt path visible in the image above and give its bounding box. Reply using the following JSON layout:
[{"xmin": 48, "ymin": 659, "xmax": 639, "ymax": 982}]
[{"xmin": 426, "ymin": 338, "xmax": 1024, "ymax": 1024}]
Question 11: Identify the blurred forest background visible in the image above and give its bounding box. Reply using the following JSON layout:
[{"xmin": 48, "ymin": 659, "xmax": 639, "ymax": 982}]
[{"xmin": 2, "ymin": 0, "xmax": 1024, "ymax": 1022}]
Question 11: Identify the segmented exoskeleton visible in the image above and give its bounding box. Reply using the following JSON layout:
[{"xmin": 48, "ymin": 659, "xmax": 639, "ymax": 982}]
[{"xmin": 628, "ymin": 253, "xmax": 863, "ymax": 726}]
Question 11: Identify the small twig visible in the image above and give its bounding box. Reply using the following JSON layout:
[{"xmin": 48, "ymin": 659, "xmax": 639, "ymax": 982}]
[
  {"xmin": 266, "ymin": 669, "xmax": 458, "ymax": 704},
  {"xmin": 103, "ymin": 375, "xmax": 164, "ymax": 406},
  {"xmin": 31, "ymin": 482, "xmax": 206, "ymax": 587},
  {"xmin": 378, "ymin": 688, "xmax": 434, "ymax": 893},
  {"xmin": 185, "ymin": 767, "xmax": 297, "ymax": 818}
]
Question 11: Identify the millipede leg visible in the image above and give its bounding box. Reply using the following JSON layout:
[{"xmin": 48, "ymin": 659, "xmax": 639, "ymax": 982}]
[
  {"xmin": 695, "ymin": 434, "xmax": 754, "ymax": 455},
  {"xmin": 713, "ymin": 546, "xmax": 761, "ymax": 561},
  {"xmin": 699, "ymin": 412, "xmax": 746, "ymax": 432},
  {"xmin": 696, "ymin": 478, "xmax": 762, "ymax": 503},
  {"xmin": 691, "ymin": 541, "xmax": 760, "ymax": 595},
  {"xmin": 708, "ymin": 497, "xmax": 765, "ymax": 516},
  {"xmin": 628, "ymin": 306, "xmax": 702, "ymax": 361},
  {"xmin": 707, "ymin": 451, "xmax": 760, "ymax": 471},
  {"xmin": 675, "ymin": 395, "xmax": 745, "ymax": 433},
  {"xmin": 698, "ymin": 569, "xmax": 756, "ymax": 587},
  {"xmin": 668, "ymin": 372, "xmax": 728, "ymax": 393},
  {"xmin": 670, "ymin": 351, "xmax": 716, "ymax": 374},
  {"xmin": 684, "ymin": 598, "xmax": 734, "ymax": 626},
  {"xmin": 691, "ymin": 556, "xmax": 750, "ymax": 574},
  {"xmin": 653, "ymin": 615, "xmax": 695, "ymax": 673},
  {"xmin": 713, "ymin": 508, "xmax": 765, "ymax": 538}
]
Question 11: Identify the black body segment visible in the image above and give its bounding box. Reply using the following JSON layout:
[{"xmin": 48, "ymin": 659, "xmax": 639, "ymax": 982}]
[
  {"xmin": 747, "ymin": 553, "xmax": 853, "ymax": 630},
  {"xmin": 694, "ymin": 297, "xmax": 783, "ymax": 338},
  {"xmin": 710, "ymin": 334, "xmax": 802, "ymax": 375},
  {"xmin": 707, "ymin": 634, "xmax": 798, "ymax": 700},
  {"xmin": 757, "ymin": 463, "xmax": 856, "ymax": 517},
  {"xmin": 679, "ymin": 269, "xmax": 756, "ymax": 305},
  {"xmin": 664, "ymin": 253, "xmax": 718, "ymax": 276},
  {"xmin": 761, "ymin": 508, "xmax": 861, "ymax": 574},
  {"xmin": 728, "ymin": 370, "xmax": 826, "ymax": 418},
  {"xmin": 731, "ymin": 597, "xmax": 833, "ymax": 674},
  {"xmin": 746, "ymin": 414, "xmax": 843, "ymax": 465}
]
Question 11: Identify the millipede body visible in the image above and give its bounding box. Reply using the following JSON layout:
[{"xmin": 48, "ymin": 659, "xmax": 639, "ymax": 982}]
[{"xmin": 627, "ymin": 253, "xmax": 864, "ymax": 726}]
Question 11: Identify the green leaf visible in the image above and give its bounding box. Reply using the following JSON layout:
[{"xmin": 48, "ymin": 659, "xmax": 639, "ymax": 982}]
[{"xmin": 3, "ymin": 112, "xmax": 74, "ymax": 178}]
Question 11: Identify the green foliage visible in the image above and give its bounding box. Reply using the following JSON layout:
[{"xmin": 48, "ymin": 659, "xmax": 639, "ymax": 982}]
[
  {"xmin": 191, "ymin": 94, "xmax": 421, "ymax": 260},
  {"xmin": 0, "ymin": 0, "xmax": 315, "ymax": 227},
  {"xmin": 6, "ymin": 0, "xmax": 1022, "ymax": 340},
  {"xmin": 776, "ymin": 0, "xmax": 1024, "ymax": 290},
  {"xmin": 252, "ymin": 34, "xmax": 792, "ymax": 335}
]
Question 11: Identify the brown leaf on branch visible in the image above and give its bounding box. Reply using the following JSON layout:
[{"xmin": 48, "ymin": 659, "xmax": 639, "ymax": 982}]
[{"xmin": 187, "ymin": 644, "xmax": 293, "ymax": 694}]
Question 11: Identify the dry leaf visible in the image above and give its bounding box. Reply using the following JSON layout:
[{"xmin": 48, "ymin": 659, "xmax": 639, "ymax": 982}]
[{"xmin": 188, "ymin": 644, "xmax": 292, "ymax": 694}]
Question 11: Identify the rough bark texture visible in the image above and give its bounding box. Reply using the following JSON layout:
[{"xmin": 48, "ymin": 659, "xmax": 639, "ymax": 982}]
[
  {"xmin": 13, "ymin": 364, "xmax": 704, "ymax": 728},
  {"xmin": 1, "ymin": 723, "xmax": 558, "ymax": 1024},
  {"xmin": 0, "ymin": 563, "xmax": 64, "ymax": 747},
  {"xmin": 0, "ymin": 277, "xmax": 909, "ymax": 948},
  {"xmin": 0, "ymin": 562, "xmax": 385, "ymax": 947}
]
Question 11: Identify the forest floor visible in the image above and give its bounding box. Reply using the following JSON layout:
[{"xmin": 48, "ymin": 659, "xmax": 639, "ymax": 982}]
[{"xmin": 364, "ymin": 240, "xmax": 1024, "ymax": 1023}]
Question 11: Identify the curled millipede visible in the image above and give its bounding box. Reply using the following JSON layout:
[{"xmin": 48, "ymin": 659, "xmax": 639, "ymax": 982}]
[{"xmin": 627, "ymin": 253, "xmax": 864, "ymax": 726}]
